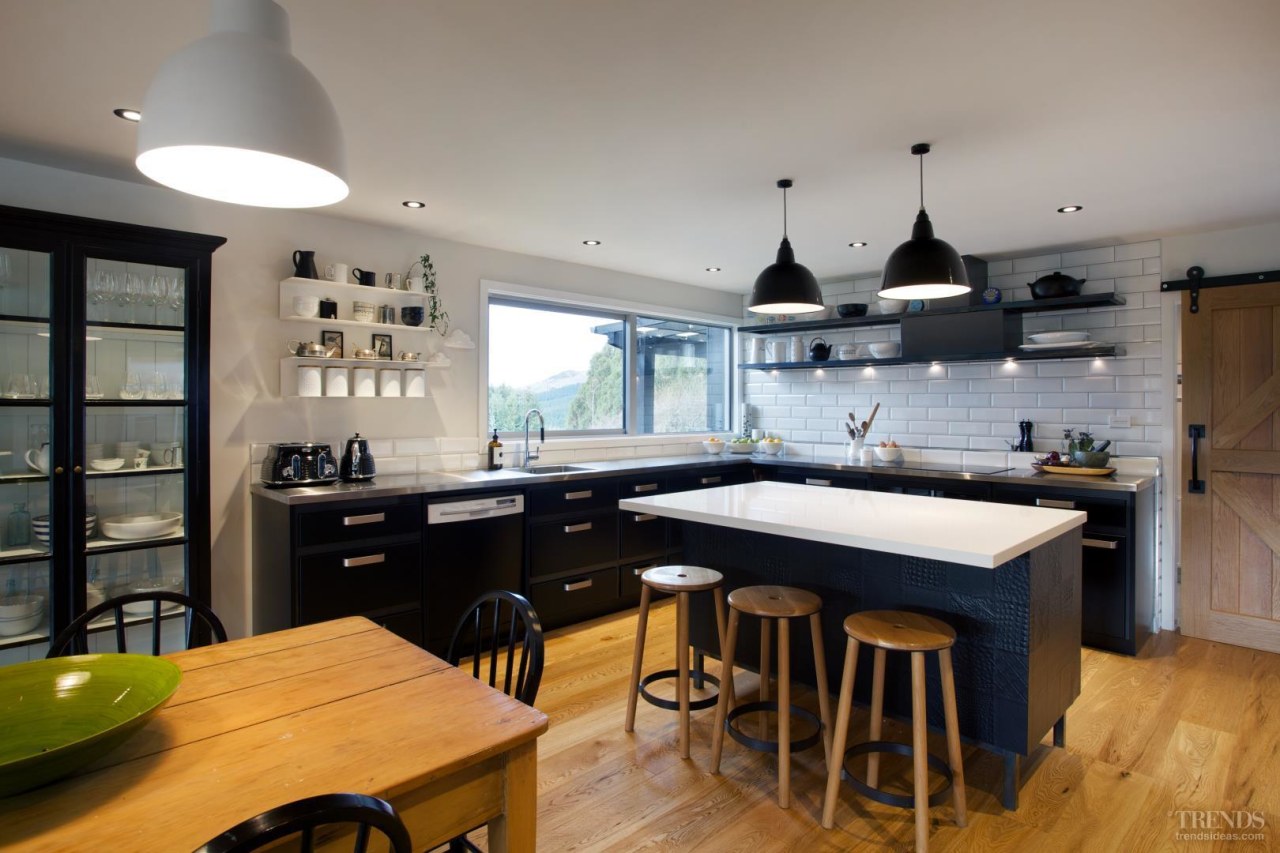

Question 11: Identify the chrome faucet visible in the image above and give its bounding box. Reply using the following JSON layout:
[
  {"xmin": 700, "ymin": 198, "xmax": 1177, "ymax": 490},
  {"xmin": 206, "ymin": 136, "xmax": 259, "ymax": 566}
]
[{"xmin": 521, "ymin": 408, "xmax": 545, "ymax": 469}]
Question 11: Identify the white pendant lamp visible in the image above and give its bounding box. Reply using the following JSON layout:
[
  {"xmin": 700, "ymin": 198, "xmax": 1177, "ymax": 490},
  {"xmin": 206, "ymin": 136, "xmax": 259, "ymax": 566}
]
[
  {"xmin": 878, "ymin": 143, "xmax": 970, "ymax": 301},
  {"xmin": 135, "ymin": 0, "xmax": 348, "ymax": 208}
]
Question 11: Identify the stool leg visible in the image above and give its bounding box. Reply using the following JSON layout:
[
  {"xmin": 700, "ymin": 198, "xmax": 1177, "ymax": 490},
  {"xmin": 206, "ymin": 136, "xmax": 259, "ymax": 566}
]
[
  {"xmin": 938, "ymin": 647, "xmax": 968, "ymax": 827},
  {"xmin": 676, "ymin": 590, "xmax": 691, "ymax": 760},
  {"xmin": 809, "ymin": 612, "xmax": 832, "ymax": 765},
  {"xmin": 867, "ymin": 646, "xmax": 887, "ymax": 788},
  {"xmin": 625, "ymin": 585, "xmax": 652, "ymax": 733},
  {"xmin": 710, "ymin": 608, "xmax": 740, "ymax": 773},
  {"xmin": 910, "ymin": 651, "xmax": 930, "ymax": 853},
  {"xmin": 821, "ymin": 636, "xmax": 859, "ymax": 829},
  {"xmin": 713, "ymin": 587, "xmax": 735, "ymax": 710},
  {"xmin": 778, "ymin": 616, "xmax": 791, "ymax": 809},
  {"xmin": 759, "ymin": 618, "xmax": 771, "ymax": 703}
]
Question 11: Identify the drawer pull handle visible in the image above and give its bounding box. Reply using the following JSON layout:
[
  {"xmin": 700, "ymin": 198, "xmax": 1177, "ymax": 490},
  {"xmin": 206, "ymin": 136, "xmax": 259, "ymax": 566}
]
[
  {"xmin": 633, "ymin": 483, "xmax": 659, "ymax": 493},
  {"xmin": 343, "ymin": 512, "xmax": 386, "ymax": 526},
  {"xmin": 342, "ymin": 553, "xmax": 386, "ymax": 568},
  {"xmin": 805, "ymin": 478, "xmax": 832, "ymax": 486},
  {"xmin": 633, "ymin": 566, "xmax": 658, "ymax": 576},
  {"xmin": 1036, "ymin": 498, "xmax": 1075, "ymax": 510},
  {"xmin": 565, "ymin": 490, "xmax": 593, "ymax": 500},
  {"xmin": 699, "ymin": 476, "xmax": 722, "ymax": 485},
  {"xmin": 633, "ymin": 513, "xmax": 658, "ymax": 522},
  {"xmin": 563, "ymin": 522, "xmax": 593, "ymax": 534},
  {"xmin": 1082, "ymin": 538, "xmax": 1119, "ymax": 550},
  {"xmin": 563, "ymin": 579, "xmax": 593, "ymax": 592}
]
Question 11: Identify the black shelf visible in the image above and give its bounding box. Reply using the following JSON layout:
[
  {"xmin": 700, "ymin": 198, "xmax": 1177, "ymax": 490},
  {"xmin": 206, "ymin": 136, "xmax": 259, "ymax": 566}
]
[
  {"xmin": 84, "ymin": 535, "xmax": 187, "ymax": 557},
  {"xmin": 738, "ymin": 293, "xmax": 1126, "ymax": 335},
  {"xmin": 86, "ymin": 400, "xmax": 187, "ymax": 408},
  {"xmin": 741, "ymin": 344, "xmax": 1120, "ymax": 371},
  {"xmin": 87, "ymin": 321, "xmax": 186, "ymax": 333},
  {"xmin": 0, "ymin": 550, "xmax": 51, "ymax": 568},
  {"xmin": 0, "ymin": 399, "xmax": 50, "ymax": 407},
  {"xmin": 0, "ymin": 313, "xmax": 49, "ymax": 324}
]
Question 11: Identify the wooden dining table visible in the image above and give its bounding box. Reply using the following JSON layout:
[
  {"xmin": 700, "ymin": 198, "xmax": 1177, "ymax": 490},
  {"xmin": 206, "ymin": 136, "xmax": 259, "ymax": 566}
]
[{"xmin": 0, "ymin": 616, "xmax": 549, "ymax": 851}]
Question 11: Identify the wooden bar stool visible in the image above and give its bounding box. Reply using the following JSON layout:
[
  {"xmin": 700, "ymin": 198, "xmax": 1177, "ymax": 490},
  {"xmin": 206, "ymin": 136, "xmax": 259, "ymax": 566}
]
[
  {"xmin": 821, "ymin": 610, "xmax": 967, "ymax": 852},
  {"xmin": 710, "ymin": 585, "xmax": 832, "ymax": 809},
  {"xmin": 624, "ymin": 565, "xmax": 732, "ymax": 760}
]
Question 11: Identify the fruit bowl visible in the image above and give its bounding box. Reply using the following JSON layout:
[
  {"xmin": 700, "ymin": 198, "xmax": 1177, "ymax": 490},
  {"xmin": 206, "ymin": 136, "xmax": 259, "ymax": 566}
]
[
  {"xmin": 702, "ymin": 440, "xmax": 725, "ymax": 455},
  {"xmin": 0, "ymin": 654, "xmax": 182, "ymax": 798},
  {"xmin": 874, "ymin": 445, "xmax": 904, "ymax": 462},
  {"xmin": 760, "ymin": 440, "xmax": 784, "ymax": 455},
  {"xmin": 727, "ymin": 441, "xmax": 757, "ymax": 454}
]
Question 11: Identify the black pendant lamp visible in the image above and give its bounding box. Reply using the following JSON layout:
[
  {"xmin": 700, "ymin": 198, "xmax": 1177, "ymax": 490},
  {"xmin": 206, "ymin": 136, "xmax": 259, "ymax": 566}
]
[
  {"xmin": 748, "ymin": 179, "xmax": 824, "ymax": 315},
  {"xmin": 878, "ymin": 143, "xmax": 970, "ymax": 300}
]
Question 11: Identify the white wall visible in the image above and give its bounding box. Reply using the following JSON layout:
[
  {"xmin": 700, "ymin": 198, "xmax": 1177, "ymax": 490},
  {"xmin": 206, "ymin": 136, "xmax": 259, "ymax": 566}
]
[{"xmin": 0, "ymin": 157, "xmax": 742, "ymax": 637}]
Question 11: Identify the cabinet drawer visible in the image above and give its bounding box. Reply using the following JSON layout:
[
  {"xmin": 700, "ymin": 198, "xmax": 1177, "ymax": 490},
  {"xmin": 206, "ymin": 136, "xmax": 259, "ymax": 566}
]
[
  {"xmin": 528, "ymin": 480, "xmax": 619, "ymax": 516},
  {"xmin": 619, "ymin": 559, "xmax": 670, "ymax": 603},
  {"xmin": 668, "ymin": 466, "xmax": 753, "ymax": 493},
  {"xmin": 620, "ymin": 509, "xmax": 667, "ymax": 559},
  {"xmin": 298, "ymin": 498, "xmax": 421, "ymax": 547},
  {"xmin": 768, "ymin": 467, "xmax": 867, "ymax": 489},
  {"xmin": 298, "ymin": 542, "xmax": 422, "ymax": 623},
  {"xmin": 618, "ymin": 475, "xmax": 666, "ymax": 498},
  {"xmin": 530, "ymin": 513, "xmax": 618, "ymax": 577},
  {"xmin": 529, "ymin": 566, "xmax": 619, "ymax": 630}
]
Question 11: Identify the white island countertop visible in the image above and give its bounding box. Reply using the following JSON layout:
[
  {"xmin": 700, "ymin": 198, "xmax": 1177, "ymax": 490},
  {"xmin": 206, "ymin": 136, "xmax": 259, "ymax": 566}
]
[{"xmin": 621, "ymin": 480, "xmax": 1086, "ymax": 569}]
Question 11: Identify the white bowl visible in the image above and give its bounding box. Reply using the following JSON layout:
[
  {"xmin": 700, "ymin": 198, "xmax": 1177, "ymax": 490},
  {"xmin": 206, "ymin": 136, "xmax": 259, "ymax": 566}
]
[
  {"xmin": 122, "ymin": 577, "xmax": 185, "ymax": 613},
  {"xmin": 31, "ymin": 515, "xmax": 95, "ymax": 544},
  {"xmin": 868, "ymin": 342, "xmax": 902, "ymax": 359},
  {"xmin": 727, "ymin": 442, "xmax": 757, "ymax": 454},
  {"xmin": 1027, "ymin": 331, "xmax": 1090, "ymax": 344},
  {"xmin": 875, "ymin": 298, "xmax": 907, "ymax": 314},
  {"xmin": 100, "ymin": 511, "xmax": 184, "ymax": 541},
  {"xmin": 760, "ymin": 441, "xmax": 783, "ymax": 455},
  {"xmin": 0, "ymin": 595, "xmax": 44, "ymax": 636},
  {"xmin": 874, "ymin": 445, "xmax": 904, "ymax": 462},
  {"xmin": 89, "ymin": 458, "xmax": 125, "ymax": 471},
  {"xmin": 702, "ymin": 440, "xmax": 725, "ymax": 455}
]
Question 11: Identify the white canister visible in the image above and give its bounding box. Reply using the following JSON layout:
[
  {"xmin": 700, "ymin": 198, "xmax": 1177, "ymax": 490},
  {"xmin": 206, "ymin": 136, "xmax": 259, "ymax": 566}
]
[
  {"xmin": 790, "ymin": 335, "xmax": 805, "ymax": 362},
  {"xmin": 767, "ymin": 339, "xmax": 788, "ymax": 362},
  {"xmin": 292, "ymin": 294, "xmax": 320, "ymax": 318},
  {"xmin": 297, "ymin": 365, "xmax": 322, "ymax": 397},
  {"xmin": 353, "ymin": 367, "xmax": 376, "ymax": 397},
  {"xmin": 404, "ymin": 369, "xmax": 426, "ymax": 398},
  {"xmin": 325, "ymin": 262, "xmax": 348, "ymax": 282},
  {"xmin": 378, "ymin": 369, "xmax": 402, "ymax": 397},
  {"xmin": 324, "ymin": 367, "xmax": 349, "ymax": 396},
  {"xmin": 744, "ymin": 337, "xmax": 764, "ymax": 364}
]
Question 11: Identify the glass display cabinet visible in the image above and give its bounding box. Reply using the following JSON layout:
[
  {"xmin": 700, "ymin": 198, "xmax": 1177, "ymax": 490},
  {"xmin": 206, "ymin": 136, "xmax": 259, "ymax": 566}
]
[{"xmin": 0, "ymin": 205, "xmax": 224, "ymax": 659}]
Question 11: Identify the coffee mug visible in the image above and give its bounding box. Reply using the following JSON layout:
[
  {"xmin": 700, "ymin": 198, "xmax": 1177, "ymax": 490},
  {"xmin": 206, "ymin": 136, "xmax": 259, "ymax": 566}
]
[
  {"xmin": 163, "ymin": 446, "xmax": 183, "ymax": 466},
  {"xmin": 293, "ymin": 295, "xmax": 320, "ymax": 318},
  {"xmin": 325, "ymin": 262, "xmax": 348, "ymax": 282},
  {"xmin": 400, "ymin": 305, "xmax": 424, "ymax": 327},
  {"xmin": 385, "ymin": 273, "xmax": 402, "ymax": 289},
  {"xmin": 352, "ymin": 268, "xmax": 376, "ymax": 287},
  {"xmin": 134, "ymin": 455, "xmax": 149, "ymax": 470}
]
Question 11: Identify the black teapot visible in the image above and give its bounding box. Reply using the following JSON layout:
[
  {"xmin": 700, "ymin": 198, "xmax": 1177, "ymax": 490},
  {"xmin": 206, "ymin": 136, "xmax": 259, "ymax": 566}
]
[{"xmin": 809, "ymin": 336, "xmax": 832, "ymax": 361}]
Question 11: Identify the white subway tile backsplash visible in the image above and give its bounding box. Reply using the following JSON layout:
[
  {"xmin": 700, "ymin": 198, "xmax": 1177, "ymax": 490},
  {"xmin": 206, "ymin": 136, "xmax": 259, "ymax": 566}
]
[
  {"xmin": 1061, "ymin": 246, "xmax": 1115, "ymax": 267},
  {"xmin": 1013, "ymin": 254, "xmax": 1062, "ymax": 273},
  {"xmin": 1014, "ymin": 378, "xmax": 1063, "ymax": 393},
  {"xmin": 1086, "ymin": 259, "xmax": 1145, "ymax": 280},
  {"xmin": 948, "ymin": 393, "xmax": 993, "ymax": 407},
  {"xmin": 1143, "ymin": 257, "xmax": 1162, "ymax": 275},
  {"xmin": 950, "ymin": 421, "xmax": 992, "ymax": 435},
  {"xmin": 1035, "ymin": 362, "xmax": 1089, "ymax": 377},
  {"xmin": 1115, "ymin": 241, "xmax": 1161, "ymax": 261},
  {"xmin": 986, "ymin": 260, "xmax": 1012, "ymax": 276}
]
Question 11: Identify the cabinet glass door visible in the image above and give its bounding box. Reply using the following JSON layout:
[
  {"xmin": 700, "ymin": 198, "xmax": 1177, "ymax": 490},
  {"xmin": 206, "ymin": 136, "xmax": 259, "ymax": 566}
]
[
  {"xmin": 83, "ymin": 257, "xmax": 189, "ymax": 648},
  {"xmin": 0, "ymin": 244, "xmax": 53, "ymax": 655}
]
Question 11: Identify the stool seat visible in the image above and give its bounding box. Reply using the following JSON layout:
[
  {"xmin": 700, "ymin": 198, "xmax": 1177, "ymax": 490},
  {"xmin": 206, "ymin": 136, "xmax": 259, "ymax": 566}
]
[
  {"xmin": 728, "ymin": 585, "xmax": 822, "ymax": 618},
  {"xmin": 641, "ymin": 565, "xmax": 724, "ymax": 593},
  {"xmin": 843, "ymin": 610, "xmax": 956, "ymax": 652}
]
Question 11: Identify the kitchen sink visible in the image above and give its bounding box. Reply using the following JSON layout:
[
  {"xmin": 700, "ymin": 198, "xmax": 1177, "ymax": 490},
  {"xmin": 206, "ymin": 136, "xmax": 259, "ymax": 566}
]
[{"xmin": 521, "ymin": 464, "xmax": 590, "ymax": 474}]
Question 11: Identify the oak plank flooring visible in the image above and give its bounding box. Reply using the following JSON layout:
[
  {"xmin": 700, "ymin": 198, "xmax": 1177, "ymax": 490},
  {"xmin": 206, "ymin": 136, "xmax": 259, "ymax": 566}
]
[{"xmin": 469, "ymin": 601, "xmax": 1280, "ymax": 851}]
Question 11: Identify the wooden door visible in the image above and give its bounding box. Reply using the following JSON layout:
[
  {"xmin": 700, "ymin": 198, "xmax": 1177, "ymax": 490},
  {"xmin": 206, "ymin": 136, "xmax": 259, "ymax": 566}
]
[{"xmin": 1182, "ymin": 282, "xmax": 1280, "ymax": 652}]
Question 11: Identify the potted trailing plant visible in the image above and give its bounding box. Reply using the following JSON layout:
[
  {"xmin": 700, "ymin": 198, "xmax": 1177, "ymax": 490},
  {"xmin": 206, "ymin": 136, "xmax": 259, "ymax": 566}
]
[{"xmin": 406, "ymin": 253, "xmax": 449, "ymax": 334}]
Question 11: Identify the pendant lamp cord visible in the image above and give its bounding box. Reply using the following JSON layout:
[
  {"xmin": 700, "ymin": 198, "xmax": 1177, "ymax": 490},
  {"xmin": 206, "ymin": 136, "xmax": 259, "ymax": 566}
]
[
  {"xmin": 782, "ymin": 184, "xmax": 789, "ymax": 238},
  {"xmin": 918, "ymin": 152, "xmax": 925, "ymax": 211}
]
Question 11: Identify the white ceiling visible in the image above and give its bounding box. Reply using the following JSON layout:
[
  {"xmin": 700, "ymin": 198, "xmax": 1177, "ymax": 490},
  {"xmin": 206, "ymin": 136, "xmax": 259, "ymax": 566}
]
[{"xmin": 3, "ymin": 0, "xmax": 1280, "ymax": 292}]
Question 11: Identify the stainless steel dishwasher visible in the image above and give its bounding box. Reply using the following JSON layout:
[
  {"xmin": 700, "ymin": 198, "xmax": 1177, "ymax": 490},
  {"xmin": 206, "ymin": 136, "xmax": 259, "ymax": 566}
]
[{"xmin": 424, "ymin": 493, "xmax": 525, "ymax": 656}]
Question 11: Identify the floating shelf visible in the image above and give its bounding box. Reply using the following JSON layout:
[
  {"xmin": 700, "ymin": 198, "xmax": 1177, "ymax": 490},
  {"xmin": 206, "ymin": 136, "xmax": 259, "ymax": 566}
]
[{"xmin": 741, "ymin": 344, "xmax": 1121, "ymax": 371}]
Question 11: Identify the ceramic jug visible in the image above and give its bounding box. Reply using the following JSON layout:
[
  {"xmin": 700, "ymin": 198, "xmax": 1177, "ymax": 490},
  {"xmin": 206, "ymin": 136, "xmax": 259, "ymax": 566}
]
[
  {"xmin": 292, "ymin": 250, "xmax": 319, "ymax": 279},
  {"xmin": 25, "ymin": 443, "xmax": 50, "ymax": 474}
]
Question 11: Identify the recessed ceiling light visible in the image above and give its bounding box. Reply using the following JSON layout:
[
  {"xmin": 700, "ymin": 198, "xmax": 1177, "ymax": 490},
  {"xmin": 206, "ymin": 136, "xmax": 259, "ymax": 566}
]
[
  {"xmin": 848, "ymin": 241, "xmax": 868, "ymax": 248},
  {"xmin": 402, "ymin": 200, "xmax": 425, "ymax": 209},
  {"xmin": 705, "ymin": 267, "xmax": 721, "ymax": 272},
  {"xmin": 1057, "ymin": 205, "xmax": 1084, "ymax": 214},
  {"xmin": 113, "ymin": 108, "xmax": 142, "ymax": 122},
  {"xmin": 582, "ymin": 240, "xmax": 601, "ymax": 246}
]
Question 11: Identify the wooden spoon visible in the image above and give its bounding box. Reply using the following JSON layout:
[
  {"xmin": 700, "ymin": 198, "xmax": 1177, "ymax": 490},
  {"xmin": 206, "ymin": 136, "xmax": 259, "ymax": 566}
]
[{"xmin": 864, "ymin": 402, "xmax": 881, "ymax": 433}]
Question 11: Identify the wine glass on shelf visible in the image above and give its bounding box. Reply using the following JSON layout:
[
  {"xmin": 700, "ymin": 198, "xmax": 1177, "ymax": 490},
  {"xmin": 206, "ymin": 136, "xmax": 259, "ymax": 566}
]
[
  {"xmin": 147, "ymin": 274, "xmax": 167, "ymax": 306},
  {"xmin": 0, "ymin": 250, "xmax": 11, "ymax": 285},
  {"xmin": 119, "ymin": 371, "xmax": 144, "ymax": 400},
  {"xmin": 167, "ymin": 276, "xmax": 185, "ymax": 310},
  {"xmin": 4, "ymin": 374, "xmax": 35, "ymax": 399}
]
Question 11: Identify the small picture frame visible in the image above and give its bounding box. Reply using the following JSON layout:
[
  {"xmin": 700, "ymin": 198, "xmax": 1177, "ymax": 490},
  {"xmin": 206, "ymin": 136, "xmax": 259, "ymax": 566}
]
[
  {"xmin": 372, "ymin": 333, "xmax": 392, "ymax": 360},
  {"xmin": 321, "ymin": 330, "xmax": 344, "ymax": 358}
]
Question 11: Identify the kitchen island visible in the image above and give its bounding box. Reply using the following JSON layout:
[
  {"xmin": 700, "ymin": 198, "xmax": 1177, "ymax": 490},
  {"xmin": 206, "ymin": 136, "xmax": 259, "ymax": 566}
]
[{"xmin": 620, "ymin": 480, "xmax": 1087, "ymax": 809}]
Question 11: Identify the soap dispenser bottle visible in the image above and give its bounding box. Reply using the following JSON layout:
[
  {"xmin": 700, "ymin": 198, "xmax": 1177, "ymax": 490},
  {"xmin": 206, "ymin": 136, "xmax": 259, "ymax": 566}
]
[{"xmin": 487, "ymin": 430, "xmax": 503, "ymax": 471}]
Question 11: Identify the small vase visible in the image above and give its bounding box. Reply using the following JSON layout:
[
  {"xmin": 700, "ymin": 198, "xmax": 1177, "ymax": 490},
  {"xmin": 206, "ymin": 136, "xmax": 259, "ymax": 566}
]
[{"xmin": 846, "ymin": 436, "xmax": 864, "ymax": 462}]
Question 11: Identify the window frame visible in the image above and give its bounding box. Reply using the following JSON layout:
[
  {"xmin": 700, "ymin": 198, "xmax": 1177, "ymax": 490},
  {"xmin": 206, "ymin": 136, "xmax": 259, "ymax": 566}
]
[{"xmin": 480, "ymin": 279, "xmax": 738, "ymax": 439}]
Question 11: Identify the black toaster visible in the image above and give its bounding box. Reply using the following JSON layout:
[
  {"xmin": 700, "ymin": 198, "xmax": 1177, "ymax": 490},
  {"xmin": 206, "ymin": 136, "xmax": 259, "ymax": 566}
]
[{"xmin": 260, "ymin": 442, "xmax": 339, "ymax": 487}]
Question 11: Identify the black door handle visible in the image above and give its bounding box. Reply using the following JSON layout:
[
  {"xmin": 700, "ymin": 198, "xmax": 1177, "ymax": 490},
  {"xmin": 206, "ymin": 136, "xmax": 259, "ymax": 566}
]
[{"xmin": 1188, "ymin": 424, "xmax": 1205, "ymax": 494}]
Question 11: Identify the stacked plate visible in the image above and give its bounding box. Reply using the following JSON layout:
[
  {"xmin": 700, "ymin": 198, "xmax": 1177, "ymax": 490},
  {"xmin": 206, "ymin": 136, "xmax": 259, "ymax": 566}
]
[
  {"xmin": 100, "ymin": 511, "xmax": 183, "ymax": 541},
  {"xmin": 0, "ymin": 595, "xmax": 44, "ymax": 637},
  {"xmin": 1020, "ymin": 331, "xmax": 1099, "ymax": 351},
  {"xmin": 32, "ymin": 514, "xmax": 97, "ymax": 544}
]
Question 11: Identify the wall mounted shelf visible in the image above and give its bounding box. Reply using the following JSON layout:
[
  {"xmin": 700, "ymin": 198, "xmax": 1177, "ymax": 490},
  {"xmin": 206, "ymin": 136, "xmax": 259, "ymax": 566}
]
[{"xmin": 741, "ymin": 344, "xmax": 1121, "ymax": 371}]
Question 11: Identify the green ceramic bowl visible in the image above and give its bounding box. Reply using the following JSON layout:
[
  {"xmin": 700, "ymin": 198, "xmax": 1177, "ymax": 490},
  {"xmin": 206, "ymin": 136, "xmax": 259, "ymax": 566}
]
[{"xmin": 0, "ymin": 654, "xmax": 182, "ymax": 798}]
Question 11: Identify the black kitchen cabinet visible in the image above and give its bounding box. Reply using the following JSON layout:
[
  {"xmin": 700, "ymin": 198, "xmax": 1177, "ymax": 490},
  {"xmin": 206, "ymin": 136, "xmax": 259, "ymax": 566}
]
[
  {"xmin": 526, "ymin": 478, "xmax": 620, "ymax": 629},
  {"xmin": 760, "ymin": 466, "xmax": 868, "ymax": 489},
  {"xmin": 991, "ymin": 484, "xmax": 1152, "ymax": 654},
  {"xmin": 870, "ymin": 475, "xmax": 990, "ymax": 501},
  {"xmin": 252, "ymin": 494, "xmax": 424, "ymax": 645}
]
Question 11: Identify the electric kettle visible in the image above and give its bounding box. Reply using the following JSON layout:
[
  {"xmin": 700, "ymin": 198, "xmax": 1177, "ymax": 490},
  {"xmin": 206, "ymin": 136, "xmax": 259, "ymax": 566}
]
[{"xmin": 340, "ymin": 433, "xmax": 376, "ymax": 482}]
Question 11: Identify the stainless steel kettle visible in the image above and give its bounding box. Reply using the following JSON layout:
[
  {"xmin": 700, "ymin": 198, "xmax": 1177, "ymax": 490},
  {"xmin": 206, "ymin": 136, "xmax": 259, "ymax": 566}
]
[{"xmin": 340, "ymin": 433, "xmax": 376, "ymax": 482}]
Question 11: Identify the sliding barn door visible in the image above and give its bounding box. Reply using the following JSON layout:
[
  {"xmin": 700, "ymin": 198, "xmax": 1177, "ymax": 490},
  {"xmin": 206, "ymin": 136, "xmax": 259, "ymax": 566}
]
[{"xmin": 1181, "ymin": 282, "xmax": 1280, "ymax": 652}]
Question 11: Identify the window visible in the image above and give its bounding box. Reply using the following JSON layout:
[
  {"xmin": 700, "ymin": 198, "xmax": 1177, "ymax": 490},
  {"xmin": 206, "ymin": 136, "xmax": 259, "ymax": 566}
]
[{"xmin": 486, "ymin": 297, "xmax": 731, "ymax": 436}]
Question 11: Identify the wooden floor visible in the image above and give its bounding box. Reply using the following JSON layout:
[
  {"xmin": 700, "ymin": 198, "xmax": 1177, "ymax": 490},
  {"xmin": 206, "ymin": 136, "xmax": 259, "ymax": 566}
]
[{"xmin": 482, "ymin": 599, "xmax": 1280, "ymax": 851}]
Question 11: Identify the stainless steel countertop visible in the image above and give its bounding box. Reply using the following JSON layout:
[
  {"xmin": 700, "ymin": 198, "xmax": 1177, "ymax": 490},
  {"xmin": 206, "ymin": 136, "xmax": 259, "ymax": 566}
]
[{"xmin": 251, "ymin": 450, "xmax": 1154, "ymax": 505}]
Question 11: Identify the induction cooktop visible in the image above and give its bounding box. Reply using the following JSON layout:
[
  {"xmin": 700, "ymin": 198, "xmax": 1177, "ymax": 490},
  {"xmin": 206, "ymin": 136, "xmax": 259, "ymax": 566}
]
[{"xmin": 871, "ymin": 460, "xmax": 1012, "ymax": 475}]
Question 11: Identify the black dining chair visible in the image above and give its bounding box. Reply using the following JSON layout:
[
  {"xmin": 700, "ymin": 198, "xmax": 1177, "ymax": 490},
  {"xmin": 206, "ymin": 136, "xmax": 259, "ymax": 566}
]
[
  {"xmin": 194, "ymin": 792, "xmax": 412, "ymax": 853},
  {"xmin": 446, "ymin": 590, "xmax": 545, "ymax": 707},
  {"xmin": 47, "ymin": 590, "xmax": 227, "ymax": 658},
  {"xmin": 440, "ymin": 591, "xmax": 545, "ymax": 853}
]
